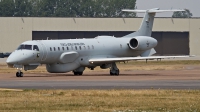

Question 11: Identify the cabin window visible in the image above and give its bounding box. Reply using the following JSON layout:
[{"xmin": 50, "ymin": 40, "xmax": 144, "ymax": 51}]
[
  {"xmin": 58, "ymin": 47, "xmax": 60, "ymax": 51},
  {"xmin": 79, "ymin": 46, "xmax": 81, "ymax": 50},
  {"xmin": 50, "ymin": 47, "xmax": 52, "ymax": 51},
  {"xmin": 67, "ymin": 47, "xmax": 69, "ymax": 50},
  {"xmin": 54, "ymin": 47, "xmax": 56, "ymax": 51},
  {"xmin": 62, "ymin": 47, "xmax": 65, "ymax": 51},
  {"xmin": 75, "ymin": 46, "xmax": 77, "ymax": 50}
]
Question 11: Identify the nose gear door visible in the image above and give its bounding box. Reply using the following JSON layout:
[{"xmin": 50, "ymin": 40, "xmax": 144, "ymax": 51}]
[{"xmin": 40, "ymin": 42, "xmax": 47, "ymax": 61}]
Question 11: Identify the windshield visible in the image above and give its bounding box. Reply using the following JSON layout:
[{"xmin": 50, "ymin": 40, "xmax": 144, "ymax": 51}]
[
  {"xmin": 17, "ymin": 44, "xmax": 40, "ymax": 51},
  {"xmin": 17, "ymin": 44, "xmax": 32, "ymax": 50}
]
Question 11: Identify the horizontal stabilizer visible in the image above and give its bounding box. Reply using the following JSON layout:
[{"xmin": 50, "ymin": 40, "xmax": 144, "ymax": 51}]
[{"xmin": 122, "ymin": 9, "xmax": 185, "ymax": 13}]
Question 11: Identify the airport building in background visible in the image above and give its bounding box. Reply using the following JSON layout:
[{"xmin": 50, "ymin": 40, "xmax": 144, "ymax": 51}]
[{"xmin": 0, "ymin": 17, "xmax": 199, "ymax": 55}]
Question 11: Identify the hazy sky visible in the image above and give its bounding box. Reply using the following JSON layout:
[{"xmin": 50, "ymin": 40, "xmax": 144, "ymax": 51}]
[{"xmin": 136, "ymin": 0, "xmax": 200, "ymax": 17}]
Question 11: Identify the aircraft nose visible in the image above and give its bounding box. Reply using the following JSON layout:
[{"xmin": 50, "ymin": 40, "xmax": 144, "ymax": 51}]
[
  {"xmin": 6, "ymin": 54, "xmax": 18, "ymax": 65},
  {"xmin": 7, "ymin": 50, "xmax": 35, "ymax": 66},
  {"xmin": 6, "ymin": 51, "xmax": 23, "ymax": 65}
]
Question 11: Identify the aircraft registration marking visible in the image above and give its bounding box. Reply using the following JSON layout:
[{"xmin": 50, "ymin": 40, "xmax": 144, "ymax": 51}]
[{"xmin": 60, "ymin": 43, "xmax": 85, "ymax": 46}]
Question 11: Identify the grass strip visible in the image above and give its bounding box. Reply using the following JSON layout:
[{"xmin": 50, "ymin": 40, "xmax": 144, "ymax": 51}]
[{"xmin": 0, "ymin": 89, "xmax": 200, "ymax": 111}]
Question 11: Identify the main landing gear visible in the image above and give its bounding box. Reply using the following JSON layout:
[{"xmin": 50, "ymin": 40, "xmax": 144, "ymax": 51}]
[
  {"xmin": 73, "ymin": 71, "xmax": 83, "ymax": 76},
  {"xmin": 110, "ymin": 63, "xmax": 119, "ymax": 76},
  {"xmin": 73, "ymin": 67, "xmax": 85, "ymax": 76}
]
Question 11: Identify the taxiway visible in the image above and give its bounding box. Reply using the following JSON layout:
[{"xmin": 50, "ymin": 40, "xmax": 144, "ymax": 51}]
[{"xmin": 0, "ymin": 65, "xmax": 200, "ymax": 89}]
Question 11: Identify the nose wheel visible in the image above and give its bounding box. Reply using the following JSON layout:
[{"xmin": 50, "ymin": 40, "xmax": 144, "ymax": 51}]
[
  {"xmin": 16, "ymin": 72, "xmax": 23, "ymax": 77},
  {"xmin": 15, "ymin": 65, "xmax": 24, "ymax": 77}
]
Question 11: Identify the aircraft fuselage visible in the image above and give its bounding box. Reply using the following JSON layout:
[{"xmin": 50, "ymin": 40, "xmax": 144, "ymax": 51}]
[{"xmin": 7, "ymin": 36, "xmax": 157, "ymax": 73}]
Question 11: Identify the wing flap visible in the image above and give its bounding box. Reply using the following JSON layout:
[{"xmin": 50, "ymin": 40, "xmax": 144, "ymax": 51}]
[{"xmin": 89, "ymin": 55, "xmax": 193, "ymax": 64}]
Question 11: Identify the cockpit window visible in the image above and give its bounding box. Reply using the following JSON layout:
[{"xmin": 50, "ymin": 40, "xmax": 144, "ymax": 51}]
[
  {"xmin": 17, "ymin": 44, "xmax": 32, "ymax": 50},
  {"xmin": 33, "ymin": 45, "xmax": 39, "ymax": 51},
  {"xmin": 17, "ymin": 44, "xmax": 39, "ymax": 51},
  {"xmin": 17, "ymin": 45, "xmax": 23, "ymax": 50},
  {"xmin": 25, "ymin": 45, "xmax": 32, "ymax": 50}
]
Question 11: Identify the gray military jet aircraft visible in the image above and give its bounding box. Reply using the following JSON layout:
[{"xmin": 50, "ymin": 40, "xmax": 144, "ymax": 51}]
[{"xmin": 7, "ymin": 8, "xmax": 191, "ymax": 77}]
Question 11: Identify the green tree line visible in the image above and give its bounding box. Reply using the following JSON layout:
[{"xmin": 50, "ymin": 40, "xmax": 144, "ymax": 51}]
[
  {"xmin": 172, "ymin": 9, "xmax": 193, "ymax": 18},
  {"xmin": 0, "ymin": 0, "xmax": 136, "ymax": 17}
]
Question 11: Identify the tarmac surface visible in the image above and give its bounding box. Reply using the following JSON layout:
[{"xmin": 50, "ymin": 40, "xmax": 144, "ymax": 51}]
[
  {"xmin": 1, "ymin": 58, "xmax": 200, "ymax": 90},
  {"xmin": 0, "ymin": 66, "xmax": 200, "ymax": 90}
]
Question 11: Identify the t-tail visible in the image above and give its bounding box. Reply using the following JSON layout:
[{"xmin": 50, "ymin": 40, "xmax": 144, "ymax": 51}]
[{"xmin": 122, "ymin": 8, "xmax": 185, "ymax": 37}]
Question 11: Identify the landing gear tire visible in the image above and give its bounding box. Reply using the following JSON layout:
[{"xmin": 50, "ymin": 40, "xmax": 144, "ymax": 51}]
[
  {"xmin": 79, "ymin": 72, "xmax": 83, "ymax": 75},
  {"xmin": 20, "ymin": 72, "xmax": 23, "ymax": 77},
  {"xmin": 16, "ymin": 72, "xmax": 19, "ymax": 77},
  {"xmin": 73, "ymin": 72, "xmax": 83, "ymax": 76},
  {"xmin": 110, "ymin": 70, "xmax": 119, "ymax": 76},
  {"xmin": 73, "ymin": 67, "xmax": 85, "ymax": 76},
  {"xmin": 16, "ymin": 72, "xmax": 23, "ymax": 77},
  {"xmin": 109, "ymin": 63, "xmax": 120, "ymax": 76},
  {"xmin": 115, "ymin": 70, "xmax": 119, "ymax": 76}
]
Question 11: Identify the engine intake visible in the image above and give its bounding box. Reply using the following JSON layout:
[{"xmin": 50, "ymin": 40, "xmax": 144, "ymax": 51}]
[
  {"xmin": 129, "ymin": 38, "xmax": 138, "ymax": 49},
  {"xmin": 128, "ymin": 36, "xmax": 157, "ymax": 51}
]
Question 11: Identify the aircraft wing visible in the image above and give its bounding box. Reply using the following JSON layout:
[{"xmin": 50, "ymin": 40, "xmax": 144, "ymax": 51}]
[{"xmin": 89, "ymin": 55, "xmax": 193, "ymax": 64}]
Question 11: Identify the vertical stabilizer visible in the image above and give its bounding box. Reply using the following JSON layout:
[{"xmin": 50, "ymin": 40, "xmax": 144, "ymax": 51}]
[
  {"xmin": 122, "ymin": 9, "xmax": 185, "ymax": 37},
  {"xmin": 125, "ymin": 11, "xmax": 155, "ymax": 37}
]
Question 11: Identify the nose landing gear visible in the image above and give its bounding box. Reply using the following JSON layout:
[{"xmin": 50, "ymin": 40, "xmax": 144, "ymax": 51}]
[
  {"xmin": 14, "ymin": 65, "xmax": 24, "ymax": 77},
  {"xmin": 16, "ymin": 71, "xmax": 23, "ymax": 77}
]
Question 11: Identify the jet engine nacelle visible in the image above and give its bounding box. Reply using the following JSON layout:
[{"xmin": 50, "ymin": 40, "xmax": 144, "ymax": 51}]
[
  {"xmin": 46, "ymin": 62, "xmax": 80, "ymax": 73},
  {"xmin": 128, "ymin": 36, "xmax": 157, "ymax": 51}
]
